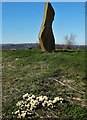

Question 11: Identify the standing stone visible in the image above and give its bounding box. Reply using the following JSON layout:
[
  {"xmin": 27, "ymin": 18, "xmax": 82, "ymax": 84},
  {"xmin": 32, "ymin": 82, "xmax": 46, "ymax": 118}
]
[{"xmin": 38, "ymin": 2, "xmax": 55, "ymax": 52}]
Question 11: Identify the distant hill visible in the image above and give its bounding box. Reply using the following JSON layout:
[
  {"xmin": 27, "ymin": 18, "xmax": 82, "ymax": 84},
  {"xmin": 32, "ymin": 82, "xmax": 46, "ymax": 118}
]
[
  {"xmin": 1, "ymin": 43, "xmax": 39, "ymax": 50},
  {"xmin": 0, "ymin": 43, "xmax": 86, "ymax": 50}
]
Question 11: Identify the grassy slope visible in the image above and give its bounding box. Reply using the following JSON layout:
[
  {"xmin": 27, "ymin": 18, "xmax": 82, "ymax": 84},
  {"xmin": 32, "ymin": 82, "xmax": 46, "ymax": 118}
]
[{"xmin": 2, "ymin": 49, "xmax": 87, "ymax": 119}]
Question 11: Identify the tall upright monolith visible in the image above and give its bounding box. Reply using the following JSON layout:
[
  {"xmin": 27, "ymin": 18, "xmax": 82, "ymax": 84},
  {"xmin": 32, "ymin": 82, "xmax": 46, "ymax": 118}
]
[{"xmin": 38, "ymin": 2, "xmax": 55, "ymax": 52}]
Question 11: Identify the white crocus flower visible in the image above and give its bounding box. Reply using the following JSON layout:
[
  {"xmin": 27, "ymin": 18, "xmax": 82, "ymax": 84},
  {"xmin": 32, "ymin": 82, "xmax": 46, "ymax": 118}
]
[
  {"xmin": 30, "ymin": 99, "xmax": 35, "ymax": 105},
  {"xmin": 59, "ymin": 97, "xmax": 63, "ymax": 101},
  {"xmin": 23, "ymin": 93, "xmax": 29, "ymax": 99},
  {"xmin": 59, "ymin": 97, "xmax": 63, "ymax": 103},
  {"xmin": 53, "ymin": 97, "xmax": 63, "ymax": 103},
  {"xmin": 31, "ymin": 95, "xmax": 35, "ymax": 99},
  {"xmin": 25, "ymin": 104, "xmax": 30, "ymax": 108},
  {"xmin": 17, "ymin": 113, "xmax": 21, "ymax": 118},
  {"xmin": 60, "ymin": 100, "xmax": 63, "ymax": 103},
  {"xmin": 53, "ymin": 97, "xmax": 60, "ymax": 104},
  {"xmin": 43, "ymin": 96, "xmax": 48, "ymax": 101},
  {"xmin": 30, "ymin": 104, "xmax": 34, "ymax": 111},
  {"xmin": 54, "ymin": 97, "xmax": 60, "ymax": 101},
  {"xmin": 52, "ymin": 99, "xmax": 57, "ymax": 104},
  {"xmin": 15, "ymin": 110, "xmax": 20, "ymax": 114},
  {"xmin": 27, "ymin": 97, "xmax": 32, "ymax": 101},
  {"xmin": 21, "ymin": 112, "xmax": 26, "ymax": 118},
  {"xmin": 16, "ymin": 101, "xmax": 23, "ymax": 107},
  {"xmin": 42, "ymin": 100, "xmax": 48, "ymax": 107},
  {"xmin": 38, "ymin": 96, "xmax": 45, "ymax": 102},
  {"xmin": 47, "ymin": 100, "xmax": 53, "ymax": 107},
  {"xmin": 33, "ymin": 100, "xmax": 39, "ymax": 106}
]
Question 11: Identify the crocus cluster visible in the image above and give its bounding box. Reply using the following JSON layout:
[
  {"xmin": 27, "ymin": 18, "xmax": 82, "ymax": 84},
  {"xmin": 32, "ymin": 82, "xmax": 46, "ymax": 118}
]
[{"xmin": 13, "ymin": 93, "xmax": 64, "ymax": 118}]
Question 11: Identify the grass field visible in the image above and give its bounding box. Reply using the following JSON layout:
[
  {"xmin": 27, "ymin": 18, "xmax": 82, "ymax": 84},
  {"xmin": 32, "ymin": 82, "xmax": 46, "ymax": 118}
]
[{"xmin": 2, "ymin": 49, "xmax": 87, "ymax": 119}]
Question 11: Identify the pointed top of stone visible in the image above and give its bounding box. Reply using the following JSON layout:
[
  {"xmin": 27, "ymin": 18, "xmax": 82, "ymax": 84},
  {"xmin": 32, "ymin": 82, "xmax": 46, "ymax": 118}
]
[{"xmin": 42, "ymin": 2, "xmax": 55, "ymax": 26}]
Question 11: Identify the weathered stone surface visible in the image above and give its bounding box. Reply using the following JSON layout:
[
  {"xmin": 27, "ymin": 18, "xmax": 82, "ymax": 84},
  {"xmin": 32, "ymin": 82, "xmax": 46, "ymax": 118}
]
[{"xmin": 38, "ymin": 2, "xmax": 55, "ymax": 52}]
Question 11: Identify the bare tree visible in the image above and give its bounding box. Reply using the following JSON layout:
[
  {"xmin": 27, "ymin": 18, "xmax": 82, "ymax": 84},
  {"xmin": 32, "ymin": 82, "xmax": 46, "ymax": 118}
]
[{"xmin": 64, "ymin": 33, "xmax": 76, "ymax": 49}]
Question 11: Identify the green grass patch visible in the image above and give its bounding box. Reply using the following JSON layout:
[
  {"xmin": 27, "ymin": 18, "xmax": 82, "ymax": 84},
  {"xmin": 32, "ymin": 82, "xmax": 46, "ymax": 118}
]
[{"xmin": 2, "ymin": 49, "xmax": 86, "ymax": 119}]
